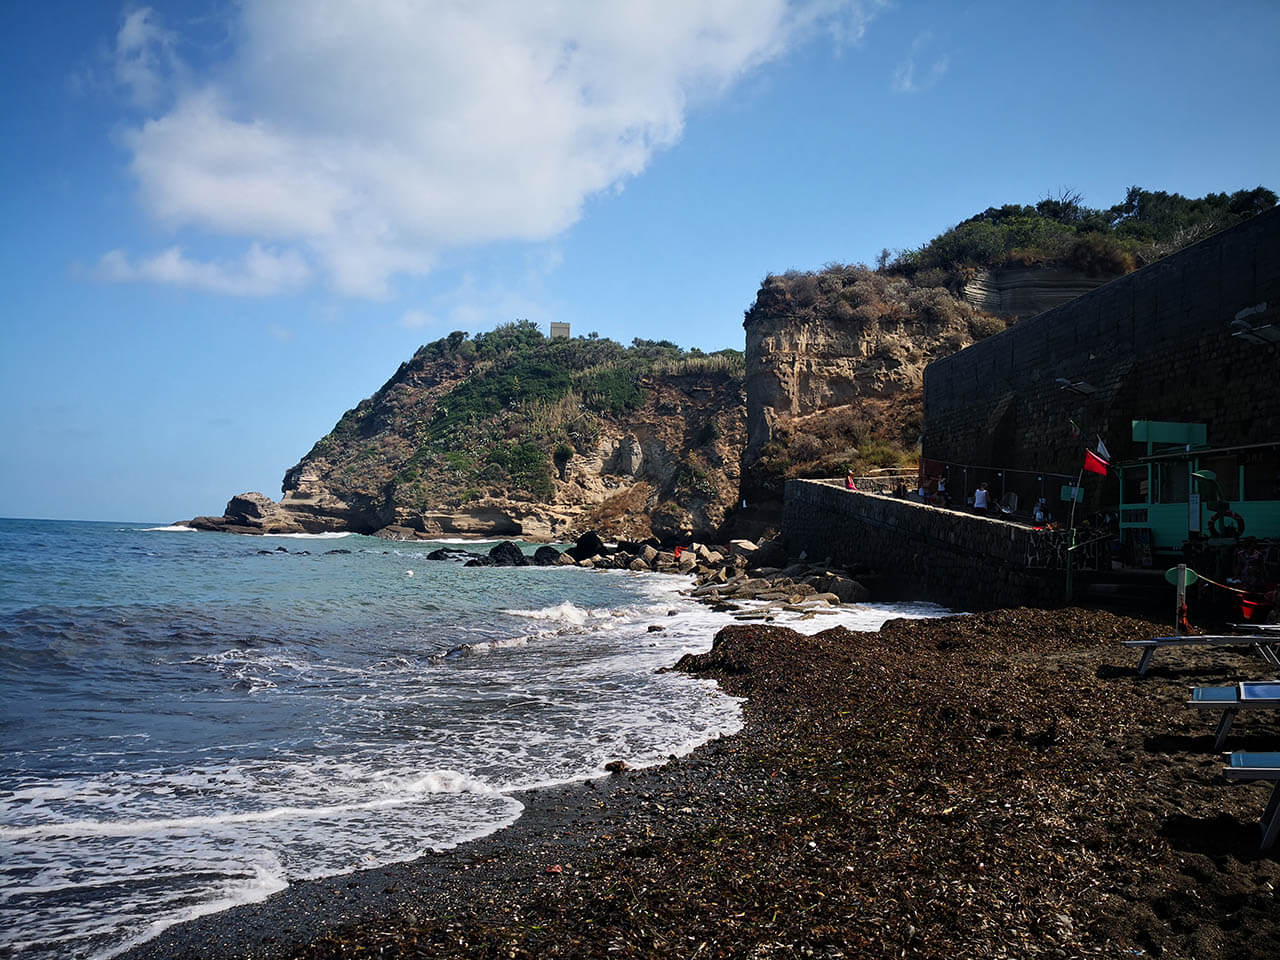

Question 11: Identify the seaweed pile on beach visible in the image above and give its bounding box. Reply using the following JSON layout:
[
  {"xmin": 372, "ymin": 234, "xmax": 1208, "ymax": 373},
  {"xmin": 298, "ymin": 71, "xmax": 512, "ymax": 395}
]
[{"xmin": 123, "ymin": 608, "xmax": 1280, "ymax": 960}]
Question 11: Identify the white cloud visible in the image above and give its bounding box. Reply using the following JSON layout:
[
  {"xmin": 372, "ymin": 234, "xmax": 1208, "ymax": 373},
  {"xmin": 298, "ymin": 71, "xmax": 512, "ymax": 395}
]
[
  {"xmin": 108, "ymin": 1, "xmax": 883, "ymax": 298},
  {"xmin": 892, "ymin": 31, "xmax": 949, "ymax": 93},
  {"xmin": 266, "ymin": 323, "xmax": 294, "ymax": 343},
  {"xmin": 114, "ymin": 7, "xmax": 182, "ymax": 109},
  {"xmin": 97, "ymin": 243, "xmax": 311, "ymax": 296}
]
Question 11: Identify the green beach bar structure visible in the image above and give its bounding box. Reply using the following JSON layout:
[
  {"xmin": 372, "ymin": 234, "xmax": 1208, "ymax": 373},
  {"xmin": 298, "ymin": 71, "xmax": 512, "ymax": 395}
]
[{"xmin": 1117, "ymin": 420, "xmax": 1280, "ymax": 564}]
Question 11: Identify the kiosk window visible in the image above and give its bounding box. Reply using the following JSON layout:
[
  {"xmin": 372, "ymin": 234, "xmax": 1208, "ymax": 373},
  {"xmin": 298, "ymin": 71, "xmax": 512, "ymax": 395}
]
[
  {"xmin": 1244, "ymin": 450, "xmax": 1280, "ymax": 500},
  {"xmin": 1159, "ymin": 462, "xmax": 1189, "ymax": 504},
  {"xmin": 1200, "ymin": 456, "xmax": 1239, "ymax": 500},
  {"xmin": 1122, "ymin": 467, "xmax": 1148, "ymax": 504}
]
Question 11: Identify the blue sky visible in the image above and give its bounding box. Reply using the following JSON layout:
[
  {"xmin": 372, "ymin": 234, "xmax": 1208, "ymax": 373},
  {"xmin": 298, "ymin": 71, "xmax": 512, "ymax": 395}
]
[{"xmin": 2, "ymin": 1, "xmax": 1278, "ymax": 522}]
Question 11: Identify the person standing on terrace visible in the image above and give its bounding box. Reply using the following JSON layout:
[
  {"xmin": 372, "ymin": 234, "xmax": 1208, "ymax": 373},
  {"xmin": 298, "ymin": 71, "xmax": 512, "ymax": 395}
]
[{"xmin": 973, "ymin": 482, "xmax": 990, "ymax": 514}]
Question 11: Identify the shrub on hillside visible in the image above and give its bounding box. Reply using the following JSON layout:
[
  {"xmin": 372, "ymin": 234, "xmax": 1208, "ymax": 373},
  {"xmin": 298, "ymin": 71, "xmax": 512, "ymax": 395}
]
[
  {"xmin": 1064, "ymin": 234, "xmax": 1136, "ymax": 276},
  {"xmin": 968, "ymin": 314, "xmax": 1007, "ymax": 341},
  {"xmin": 887, "ymin": 185, "xmax": 1274, "ymax": 278}
]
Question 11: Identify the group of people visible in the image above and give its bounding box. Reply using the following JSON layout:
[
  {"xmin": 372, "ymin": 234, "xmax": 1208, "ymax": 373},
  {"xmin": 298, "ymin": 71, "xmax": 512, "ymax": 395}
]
[
  {"xmin": 866, "ymin": 474, "xmax": 1055, "ymax": 521},
  {"xmin": 889, "ymin": 477, "xmax": 951, "ymax": 507}
]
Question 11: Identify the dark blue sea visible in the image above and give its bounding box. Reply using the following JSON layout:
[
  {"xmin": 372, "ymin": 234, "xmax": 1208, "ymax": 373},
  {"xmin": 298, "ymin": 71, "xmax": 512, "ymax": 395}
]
[{"xmin": 0, "ymin": 518, "xmax": 948, "ymax": 958}]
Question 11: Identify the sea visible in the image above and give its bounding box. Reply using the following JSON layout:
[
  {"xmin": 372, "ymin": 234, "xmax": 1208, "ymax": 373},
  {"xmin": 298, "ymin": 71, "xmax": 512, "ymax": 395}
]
[{"xmin": 0, "ymin": 518, "xmax": 950, "ymax": 959}]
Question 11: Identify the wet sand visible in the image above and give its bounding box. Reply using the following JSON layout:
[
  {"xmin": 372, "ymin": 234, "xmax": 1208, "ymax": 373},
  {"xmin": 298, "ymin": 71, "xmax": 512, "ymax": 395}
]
[{"xmin": 121, "ymin": 608, "xmax": 1280, "ymax": 959}]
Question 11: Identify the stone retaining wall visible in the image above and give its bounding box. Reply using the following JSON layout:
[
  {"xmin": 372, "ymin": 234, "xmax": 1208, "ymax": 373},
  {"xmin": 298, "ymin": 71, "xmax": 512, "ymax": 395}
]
[
  {"xmin": 924, "ymin": 207, "xmax": 1280, "ymax": 505},
  {"xmin": 783, "ymin": 479, "xmax": 1080, "ymax": 610}
]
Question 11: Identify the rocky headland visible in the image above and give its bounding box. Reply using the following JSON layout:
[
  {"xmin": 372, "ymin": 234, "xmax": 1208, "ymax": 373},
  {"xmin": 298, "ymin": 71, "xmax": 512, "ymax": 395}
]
[
  {"xmin": 189, "ymin": 187, "xmax": 1274, "ymax": 544},
  {"xmin": 190, "ymin": 327, "xmax": 748, "ymax": 543}
]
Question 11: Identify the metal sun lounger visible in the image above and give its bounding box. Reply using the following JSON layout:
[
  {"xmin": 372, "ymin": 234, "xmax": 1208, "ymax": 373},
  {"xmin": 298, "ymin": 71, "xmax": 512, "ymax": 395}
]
[
  {"xmin": 1123, "ymin": 635, "xmax": 1280, "ymax": 675},
  {"xmin": 1224, "ymin": 751, "xmax": 1280, "ymax": 850},
  {"xmin": 1188, "ymin": 682, "xmax": 1280, "ymax": 749}
]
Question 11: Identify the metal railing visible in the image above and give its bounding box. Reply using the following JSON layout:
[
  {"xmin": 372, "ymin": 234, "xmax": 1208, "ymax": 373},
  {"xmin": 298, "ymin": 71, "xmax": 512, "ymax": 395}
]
[{"xmin": 918, "ymin": 459, "xmax": 1079, "ymax": 519}]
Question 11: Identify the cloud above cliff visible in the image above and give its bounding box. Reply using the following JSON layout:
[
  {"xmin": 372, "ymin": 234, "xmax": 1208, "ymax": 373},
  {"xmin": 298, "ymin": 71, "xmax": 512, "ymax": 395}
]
[
  {"xmin": 97, "ymin": 244, "xmax": 311, "ymax": 296},
  {"xmin": 892, "ymin": 31, "xmax": 949, "ymax": 94},
  {"xmin": 106, "ymin": 1, "xmax": 883, "ymax": 298}
]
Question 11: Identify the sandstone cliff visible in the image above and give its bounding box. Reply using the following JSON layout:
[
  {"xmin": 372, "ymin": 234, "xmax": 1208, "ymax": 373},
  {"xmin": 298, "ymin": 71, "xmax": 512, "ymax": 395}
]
[
  {"xmin": 191, "ymin": 326, "xmax": 746, "ymax": 543},
  {"xmin": 960, "ymin": 264, "xmax": 1118, "ymax": 319},
  {"xmin": 739, "ymin": 265, "xmax": 1003, "ymax": 503}
]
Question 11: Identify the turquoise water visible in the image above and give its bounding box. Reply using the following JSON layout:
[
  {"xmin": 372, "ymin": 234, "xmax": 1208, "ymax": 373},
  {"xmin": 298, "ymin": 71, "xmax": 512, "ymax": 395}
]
[{"xmin": 0, "ymin": 519, "xmax": 948, "ymax": 958}]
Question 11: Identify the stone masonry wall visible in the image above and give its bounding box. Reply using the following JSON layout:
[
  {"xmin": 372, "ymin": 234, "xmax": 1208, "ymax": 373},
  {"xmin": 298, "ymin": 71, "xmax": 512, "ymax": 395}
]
[
  {"xmin": 783, "ymin": 479, "xmax": 1075, "ymax": 610},
  {"xmin": 924, "ymin": 207, "xmax": 1280, "ymax": 503}
]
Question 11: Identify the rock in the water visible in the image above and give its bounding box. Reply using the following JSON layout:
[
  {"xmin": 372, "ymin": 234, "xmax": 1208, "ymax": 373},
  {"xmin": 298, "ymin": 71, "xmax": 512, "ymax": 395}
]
[
  {"xmin": 427, "ymin": 547, "xmax": 472, "ymax": 562},
  {"xmin": 373, "ymin": 525, "xmax": 421, "ymax": 540},
  {"xmin": 567, "ymin": 531, "xmax": 605, "ymax": 562},
  {"xmin": 532, "ymin": 545, "xmax": 562, "ymax": 566},
  {"xmin": 488, "ymin": 540, "xmax": 529, "ymax": 566},
  {"xmin": 189, "ymin": 491, "xmax": 310, "ymax": 535}
]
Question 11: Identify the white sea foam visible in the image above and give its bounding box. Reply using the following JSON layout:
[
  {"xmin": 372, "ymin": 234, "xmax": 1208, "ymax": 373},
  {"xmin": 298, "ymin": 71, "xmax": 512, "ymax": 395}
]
[
  {"xmin": 109, "ymin": 859, "xmax": 290, "ymax": 960},
  {"xmin": 141, "ymin": 525, "xmax": 197, "ymax": 532},
  {"xmin": 0, "ymin": 769, "xmax": 501, "ymax": 840},
  {"xmin": 499, "ymin": 601, "xmax": 591, "ymax": 626}
]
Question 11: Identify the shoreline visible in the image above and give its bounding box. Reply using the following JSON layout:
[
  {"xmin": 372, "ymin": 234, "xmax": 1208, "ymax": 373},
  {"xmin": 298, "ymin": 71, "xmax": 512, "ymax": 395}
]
[{"xmin": 119, "ymin": 606, "xmax": 1280, "ymax": 959}]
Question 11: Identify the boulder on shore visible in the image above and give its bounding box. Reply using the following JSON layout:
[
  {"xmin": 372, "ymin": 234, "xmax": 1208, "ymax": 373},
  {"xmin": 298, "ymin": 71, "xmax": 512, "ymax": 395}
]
[{"xmin": 807, "ymin": 573, "xmax": 869, "ymax": 604}]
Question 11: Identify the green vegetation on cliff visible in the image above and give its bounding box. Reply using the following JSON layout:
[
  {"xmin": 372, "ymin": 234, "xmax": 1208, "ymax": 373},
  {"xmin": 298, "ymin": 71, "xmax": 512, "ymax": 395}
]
[
  {"xmin": 890, "ymin": 185, "xmax": 1276, "ymax": 283},
  {"xmin": 301, "ymin": 321, "xmax": 744, "ymax": 512}
]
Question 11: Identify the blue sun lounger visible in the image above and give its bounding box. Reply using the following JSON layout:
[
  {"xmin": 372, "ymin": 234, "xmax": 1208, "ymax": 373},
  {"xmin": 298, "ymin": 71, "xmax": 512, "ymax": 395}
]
[
  {"xmin": 1224, "ymin": 751, "xmax": 1280, "ymax": 850},
  {"xmin": 1123, "ymin": 634, "xmax": 1280, "ymax": 675},
  {"xmin": 1189, "ymin": 682, "xmax": 1280, "ymax": 748}
]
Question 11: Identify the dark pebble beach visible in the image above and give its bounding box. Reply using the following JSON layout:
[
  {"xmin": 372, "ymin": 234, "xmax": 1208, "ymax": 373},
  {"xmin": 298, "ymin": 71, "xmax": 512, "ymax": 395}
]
[{"xmin": 120, "ymin": 608, "xmax": 1280, "ymax": 959}]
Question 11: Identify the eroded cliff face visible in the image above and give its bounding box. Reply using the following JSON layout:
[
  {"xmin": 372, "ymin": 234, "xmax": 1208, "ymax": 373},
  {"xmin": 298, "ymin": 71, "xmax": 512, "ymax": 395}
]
[
  {"xmin": 739, "ymin": 268, "xmax": 996, "ymax": 502},
  {"xmin": 190, "ymin": 340, "xmax": 745, "ymax": 544},
  {"xmin": 737, "ymin": 262, "xmax": 1123, "ymax": 504},
  {"xmin": 961, "ymin": 264, "xmax": 1118, "ymax": 320}
]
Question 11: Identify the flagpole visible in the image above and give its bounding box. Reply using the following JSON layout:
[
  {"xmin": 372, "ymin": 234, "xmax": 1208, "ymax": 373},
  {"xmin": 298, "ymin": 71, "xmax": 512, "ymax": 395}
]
[
  {"xmin": 1065, "ymin": 465, "xmax": 1084, "ymax": 604},
  {"xmin": 1068, "ymin": 466, "xmax": 1084, "ymax": 531}
]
